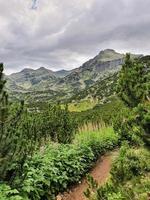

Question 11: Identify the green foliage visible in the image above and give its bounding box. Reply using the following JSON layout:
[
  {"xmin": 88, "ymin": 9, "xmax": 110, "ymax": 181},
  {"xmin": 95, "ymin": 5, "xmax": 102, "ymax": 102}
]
[
  {"xmin": 113, "ymin": 107, "xmax": 144, "ymax": 145},
  {"xmin": 110, "ymin": 144, "xmax": 150, "ymax": 183},
  {"xmin": 94, "ymin": 175, "xmax": 150, "ymax": 200},
  {"xmin": 117, "ymin": 54, "xmax": 150, "ymax": 107},
  {"xmin": 115, "ymin": 54, "xmax": 150, "ymax": 145},
  {"xmin": 0, "ymin": 64, "xmax": 25, "ymax": 180},
  {"xmin": 74, "ymin": 97, "xmax": 126, "ymax": 126},
  {"xmin": 0, "ymin": 184, "xmax": 24, "ymax": 200},
  {"xmin": 10, "ymin": 127, "xmax": 118, "ymax": 200},
  {"xmin": 85, "ymin": 145, "xmax": 150, "ymax": 200},
  {"xmin": 40, "ymin": 103, "xmax": 77, "ymax": 143},
  {"xmin": 84, "ymin": 175, "xmax": 98, "ymax": 199},
  {"xmin": 74, "ymin": 127, "xmax": 119, "ymax": 158},
  {"xmin": 136, "ymin": 103, "xmax": 150, "ymax": 139},
  {"xmin": 65, "ymin": 99, "xmax": 98, "ymax": 112},
  {"xmin": 0, "ymin": 64, "xmax": 54, "ymax": 185}
]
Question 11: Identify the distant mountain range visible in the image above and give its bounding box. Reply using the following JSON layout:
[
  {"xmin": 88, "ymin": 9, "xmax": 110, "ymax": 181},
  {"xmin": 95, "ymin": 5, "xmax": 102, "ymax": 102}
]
[
  {"xmin": 5, "ymin": 49, "xmax": 142, "ymax": 102},
  {"xmin": 6, "ymin": 67, "xmax": 70, "ymax": 90}
]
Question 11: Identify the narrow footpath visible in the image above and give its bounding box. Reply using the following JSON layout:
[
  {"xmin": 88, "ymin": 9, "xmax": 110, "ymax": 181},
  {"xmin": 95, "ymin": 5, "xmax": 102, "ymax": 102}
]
[{"xmin": 57, "ymin": 151, "xmax": 117, "ymax": 200}]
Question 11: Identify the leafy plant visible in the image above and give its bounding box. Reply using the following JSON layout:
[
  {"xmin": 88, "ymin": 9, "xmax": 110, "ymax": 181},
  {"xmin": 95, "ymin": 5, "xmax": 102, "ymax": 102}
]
[{"xmin": 13, "ymin": 127, "xmax": 119, "ymax": 199}]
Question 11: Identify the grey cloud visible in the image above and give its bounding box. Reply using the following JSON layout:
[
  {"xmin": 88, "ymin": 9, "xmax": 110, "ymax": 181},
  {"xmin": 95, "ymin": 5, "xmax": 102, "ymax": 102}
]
[{"xmin": 0, "ymin": 0, "xmax": 150, "ymax": 74}]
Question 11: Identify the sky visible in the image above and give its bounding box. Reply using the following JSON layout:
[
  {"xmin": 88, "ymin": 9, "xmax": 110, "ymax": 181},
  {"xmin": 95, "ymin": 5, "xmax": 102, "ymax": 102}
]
[{"xmin": 0, "ymin": 0, "xmax": 150, "ymax": 74}]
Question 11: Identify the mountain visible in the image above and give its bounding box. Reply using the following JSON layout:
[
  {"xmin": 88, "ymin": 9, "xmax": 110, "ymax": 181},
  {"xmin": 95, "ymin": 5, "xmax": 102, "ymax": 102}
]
[
  {"xmin": 51, "ymin": 49, "xmax": 124, "ymax": 92},
  {"xmin": 54, "ymin": 70, "xmax": 71, "ymax": 78},
  {"xmin": 6, "ymin": 49, "xmax": 142, "ymax": 102},
  {"xmin": 7, "ymin": 67, "xmax": 56, "ymax": 91},
  {"xmin": 6, "ymin": 67, "xmax": 72, "ymax": 92},
  {"xmin": 69, "ymin": 72, "xmax": 118, "ymax": 103}
]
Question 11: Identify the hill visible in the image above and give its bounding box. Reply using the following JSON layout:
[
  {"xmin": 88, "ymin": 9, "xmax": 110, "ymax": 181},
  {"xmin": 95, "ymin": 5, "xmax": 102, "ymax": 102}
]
[{"xmin": 69, "ymin": 72, "xmax": 118, "ymax": 103}]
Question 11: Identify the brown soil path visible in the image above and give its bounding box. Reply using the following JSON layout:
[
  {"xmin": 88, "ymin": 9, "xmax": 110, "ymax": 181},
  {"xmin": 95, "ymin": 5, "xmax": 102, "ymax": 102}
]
[{"xmin": 57, "ymin": 151, "xmax": 117, "ymax": 200}]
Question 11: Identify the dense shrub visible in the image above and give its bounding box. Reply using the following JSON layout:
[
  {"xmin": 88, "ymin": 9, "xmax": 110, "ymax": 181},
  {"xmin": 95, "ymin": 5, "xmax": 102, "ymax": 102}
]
[
  {"xmin": 110, "ymin": 144, "xmax": 150, "ymax": 183},
  {"xmin": 40, "ymin": 103, "xmax": 77, "ymax": 144},
  {"xmin": 113, "ymin": 107, "xmax": 144, "ymax": 146},
  {"xmin": 0, "ymin": 64, "xmax": 40, "ymax": 182},
  {"xmin": 74, "ymin": 97, "xmax": 126, "ymax": 126},
  {"xmin": 0, "ymin": 184, "xmax": 23, "ymax": 200},
  {"xmin": 117, "ymin": 54, "xmax": 150, "ymax": 107},
  {"xmin": 5, "ymin": 127, "xmax": 118, "ymax": 200}
]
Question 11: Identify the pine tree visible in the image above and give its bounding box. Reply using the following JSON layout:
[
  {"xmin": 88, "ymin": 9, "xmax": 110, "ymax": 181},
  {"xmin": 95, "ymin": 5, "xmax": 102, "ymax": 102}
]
[
  {"xmin": 40, "ymin": 103, "xmax": 77, "ymax": 144},
  {"xmin": 57, "ymin": 104, "xmax": 76, "ymax": 144},
  {"xmin": 116, "ymin": 54, "xmax": 150, "ymax": 144},
  {"xmin": 117, "ymin": 54, "xmax": 150, "ymax": 107},
  {"xmin": 0, "ymin": 63, "xmax": 25, "ymax": 180},
  {"xmin": 0, "ymin": 63, "xmax": 8, "ymax": 140}
]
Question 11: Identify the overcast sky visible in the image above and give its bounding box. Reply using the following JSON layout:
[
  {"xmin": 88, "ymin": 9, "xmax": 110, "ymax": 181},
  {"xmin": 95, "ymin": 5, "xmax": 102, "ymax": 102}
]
[{"xmin": 0, "ymin": 0, "xmax": 150, "ymax": 74}]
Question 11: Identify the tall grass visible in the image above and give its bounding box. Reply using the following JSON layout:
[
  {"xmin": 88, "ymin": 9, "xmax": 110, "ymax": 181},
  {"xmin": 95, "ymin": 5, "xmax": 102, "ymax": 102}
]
[
  {"xmin": 74, "ymin": 124, "xmax": 119, "ymax": 158},
  {"xmin": 78, "ymin": 121, "xmax": 106, "ymax": 133},
  {"xmin": 75, "ymin": 126, "xmax": 117, "ymax": 145}
]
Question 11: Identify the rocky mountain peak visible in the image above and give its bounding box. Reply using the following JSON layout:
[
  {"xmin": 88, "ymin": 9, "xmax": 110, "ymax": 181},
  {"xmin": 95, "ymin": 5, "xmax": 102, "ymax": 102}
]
[{"xmin": 97, "ymin": 49, "xmax": 124, "ymax": 62}]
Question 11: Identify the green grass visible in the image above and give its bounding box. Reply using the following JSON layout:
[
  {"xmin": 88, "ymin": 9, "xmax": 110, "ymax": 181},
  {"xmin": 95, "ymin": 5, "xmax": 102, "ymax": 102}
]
[
  {"xmin": 75, "ymin": 126, "xmax": 117, "ymax": 145},
  {"xmin": 65, "ymin": 99, "xmax": 98, "ymax": 112},
  {"xmin": 74, "ymin": 126, "xmax": 119, "ymax": 158}
]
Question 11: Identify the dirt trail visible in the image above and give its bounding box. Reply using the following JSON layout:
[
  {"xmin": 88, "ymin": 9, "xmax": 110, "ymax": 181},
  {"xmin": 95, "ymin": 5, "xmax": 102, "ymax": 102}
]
[{"xmin": 57, "ymin": 151, "xmax": 117, "ymax": 200}]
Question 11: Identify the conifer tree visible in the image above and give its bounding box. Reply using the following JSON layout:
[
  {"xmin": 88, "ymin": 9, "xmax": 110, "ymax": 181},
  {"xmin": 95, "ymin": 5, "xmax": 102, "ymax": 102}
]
[
  {"xmin": 116, "ymin": 54, "xmax": 150, "ymax": 143},
  {"xmin": 0, "ymin": 63, "xmax": 25, "ymax": 180},
  {"xmin": 117, "ymin": 54, "xmax": 150, "ymax": 107},
  {"xmin": 57, "ymin": 104, "xmax": 76, "ymax": 144},
  {"xmin": 0, "ymin": 63, "xmax": 8, "ymax": 138}
]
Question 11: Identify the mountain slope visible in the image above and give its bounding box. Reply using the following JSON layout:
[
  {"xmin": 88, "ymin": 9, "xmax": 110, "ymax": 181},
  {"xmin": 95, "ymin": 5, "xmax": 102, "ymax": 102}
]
[
  {"xmin": 54, "ymin": 70, "xmax": 71, "ymax": 78},
  {"xmin": 6, "ymin": 49, "xmax": 124, "ymax": 95},
  {"xmin": 69, "ymin": 72, "xmax": 118, "ymax": 103},
  {"xmin": 7, "ymin": 67, "xmax": 57, "ymax": 90},
  {"xmin": 51, "ymin": 49, "xmax": 124, "ymax": 92},
  {"xmin": 6, "ymin": 49, "xmax": 142, "ymax": 102}
]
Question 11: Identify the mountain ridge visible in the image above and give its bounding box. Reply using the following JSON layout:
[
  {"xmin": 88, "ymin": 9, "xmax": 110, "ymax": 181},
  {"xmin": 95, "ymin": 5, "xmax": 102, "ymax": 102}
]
[{"xmin": 5, "ymin": 49, "xmax": 142, "ymax": 102}]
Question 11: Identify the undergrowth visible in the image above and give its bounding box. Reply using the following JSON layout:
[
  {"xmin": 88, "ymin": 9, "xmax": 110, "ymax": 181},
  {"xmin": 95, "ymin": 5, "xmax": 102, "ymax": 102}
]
[
  {"xmin": 84, "ymin": 144, "xmax": 150, "ymax": 200},
  {"xmin": 0, "ymin": 126, "xmax": 119, "ymax": 200}
]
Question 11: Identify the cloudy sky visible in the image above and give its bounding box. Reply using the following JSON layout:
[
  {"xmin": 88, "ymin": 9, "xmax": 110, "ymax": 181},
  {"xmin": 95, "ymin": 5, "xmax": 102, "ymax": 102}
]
[{"xmin": 0, "ymin": 0, "xmax": 150, "ymax": 74}]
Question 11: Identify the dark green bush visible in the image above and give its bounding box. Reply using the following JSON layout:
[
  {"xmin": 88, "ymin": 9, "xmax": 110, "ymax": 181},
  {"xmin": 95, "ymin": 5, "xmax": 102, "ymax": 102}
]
[
  {"xmin": 111, "ymin": 144, "xmax": 150, "ymax": 183},
  {"xmin": 40, "ymin": 104, "xmax": 77, "ymax": 144}
]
